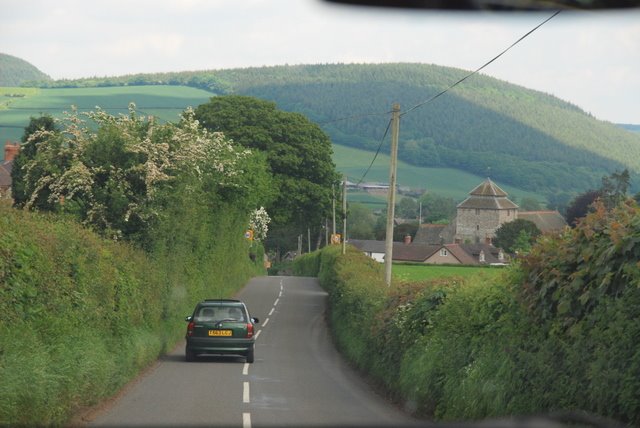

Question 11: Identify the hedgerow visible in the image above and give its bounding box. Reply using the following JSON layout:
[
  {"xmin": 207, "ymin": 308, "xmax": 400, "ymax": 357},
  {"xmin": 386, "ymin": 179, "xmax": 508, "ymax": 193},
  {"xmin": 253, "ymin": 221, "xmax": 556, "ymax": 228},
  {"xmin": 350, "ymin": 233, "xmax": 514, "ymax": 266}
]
[
  {"xmin": 0, "ymin": 200, "xmax": 261, "ymax": 425},
  {"xmin": 300, "ymin": 201, "xmax": 640, "ymax": 425},
  {"xmin": 0, "ymin": 106, "xmax": 271, "ymax": 425}
]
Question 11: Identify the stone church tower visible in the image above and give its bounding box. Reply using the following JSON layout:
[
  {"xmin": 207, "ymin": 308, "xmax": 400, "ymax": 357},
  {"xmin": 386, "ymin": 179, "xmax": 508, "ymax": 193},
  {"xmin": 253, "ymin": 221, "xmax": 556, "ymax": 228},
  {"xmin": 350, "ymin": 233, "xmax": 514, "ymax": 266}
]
[{"xmin": 455, "ymin": 178, "xmax": 518, "ymax": 244}]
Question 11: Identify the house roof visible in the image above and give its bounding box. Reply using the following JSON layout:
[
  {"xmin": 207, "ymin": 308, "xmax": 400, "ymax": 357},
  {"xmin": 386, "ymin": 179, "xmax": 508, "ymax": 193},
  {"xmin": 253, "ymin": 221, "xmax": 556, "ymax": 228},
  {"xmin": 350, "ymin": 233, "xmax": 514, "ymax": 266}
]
[
  {"xmin": 444, "ymin": 244, "xmax": 478, "ymax": 265},
  {"xmin": 458, "ymin": 179, "xmax": 518, "ymax": 210},
  {"xmin": 349, "ymin": 239, "xmax": 507, "ymax": 265},
  {"xmin": 451, "ymin": 243, "xmax": 504, "ymax": 264},
  {"xmin": 518, "ymin": 211, "xmax": 567, "ymax": 233},
  {"xmin": 348, "ymin": 240, "xmax": 441, "ymax": 262},
  {"xmin": 347, "ymin": 239, "xmax": 387, "ymax": 254},
  {"xmin": 0, "ymin": 160, "xmax": 13, "ymax": 189},
  {"xmin": 413, "ymin": 223, "xmax": 456, "ymax": 245},
  {"xmin": 392, "ymin": 243, "xmax": 441, "ymax": 262}
]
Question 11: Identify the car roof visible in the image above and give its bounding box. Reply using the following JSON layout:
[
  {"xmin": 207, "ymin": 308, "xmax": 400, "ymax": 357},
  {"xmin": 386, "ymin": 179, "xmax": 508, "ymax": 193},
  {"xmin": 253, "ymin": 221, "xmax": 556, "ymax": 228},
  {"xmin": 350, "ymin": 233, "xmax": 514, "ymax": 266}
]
[{"xmin": 198, "ymin": 299, "xmax": 244, "ymax": 306}]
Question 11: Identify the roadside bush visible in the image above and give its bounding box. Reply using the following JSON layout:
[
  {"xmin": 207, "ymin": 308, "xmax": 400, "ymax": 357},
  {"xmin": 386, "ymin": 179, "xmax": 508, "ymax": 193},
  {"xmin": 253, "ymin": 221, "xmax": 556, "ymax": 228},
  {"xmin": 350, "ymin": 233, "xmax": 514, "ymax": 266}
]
[
  {"xmin": 292, "ymin": 250, "xmax": 322, "ymax": 276},
  {"xmin": 0, "ymin": 200, "xmax": 260, "ymax": 425},
  {"xmin": 311, "ymin": 211, "xmax": 640, "ymax": 426}
]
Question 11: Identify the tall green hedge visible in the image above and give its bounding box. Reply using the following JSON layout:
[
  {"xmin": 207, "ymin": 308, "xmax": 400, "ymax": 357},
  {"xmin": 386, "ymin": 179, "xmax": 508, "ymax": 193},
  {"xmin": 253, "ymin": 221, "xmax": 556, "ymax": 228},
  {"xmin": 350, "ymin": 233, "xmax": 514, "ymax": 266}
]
[
  {"xmin": 299, "ymin": 202, "xmax": 640, "ymax": 425},
  {"xmin": 0, "ymin": 202, "xmax": 261, "ymax": 425}
]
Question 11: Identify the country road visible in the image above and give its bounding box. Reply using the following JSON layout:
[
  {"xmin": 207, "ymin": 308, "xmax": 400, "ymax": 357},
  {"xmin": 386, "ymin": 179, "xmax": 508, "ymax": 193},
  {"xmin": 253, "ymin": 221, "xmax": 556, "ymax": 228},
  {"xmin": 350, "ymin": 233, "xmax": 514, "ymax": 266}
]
[{"xmin": 88, "ymin": 276, "xmax": 421, "ymax": 427}]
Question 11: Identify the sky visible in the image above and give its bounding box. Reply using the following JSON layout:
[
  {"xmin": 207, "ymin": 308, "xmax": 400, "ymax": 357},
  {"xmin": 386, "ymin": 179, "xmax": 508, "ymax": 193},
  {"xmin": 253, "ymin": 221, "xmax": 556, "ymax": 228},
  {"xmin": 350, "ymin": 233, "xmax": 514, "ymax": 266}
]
[{"xmin": 1, "ymin": 0, "xmax": 639, "ymax": 124}]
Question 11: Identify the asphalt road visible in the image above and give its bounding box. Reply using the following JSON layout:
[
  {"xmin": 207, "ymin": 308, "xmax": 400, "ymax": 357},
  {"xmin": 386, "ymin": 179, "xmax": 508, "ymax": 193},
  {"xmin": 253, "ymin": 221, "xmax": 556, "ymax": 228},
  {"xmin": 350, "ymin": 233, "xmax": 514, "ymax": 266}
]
[{"xmin": 89, "ymin": 276, "xmax": 420, "ymax": 427}]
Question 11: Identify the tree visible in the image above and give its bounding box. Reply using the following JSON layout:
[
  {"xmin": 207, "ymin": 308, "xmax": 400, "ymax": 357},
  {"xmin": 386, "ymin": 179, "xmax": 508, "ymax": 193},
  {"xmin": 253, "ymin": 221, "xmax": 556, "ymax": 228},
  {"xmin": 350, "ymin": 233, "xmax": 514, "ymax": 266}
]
[
  {"xmin": 600, "ymin": 168, "xmax": 629, "ymax": 209},
  {"xmin": 565, "ymin": 189, "xmax": 601, "ymax": 226},
  {"xmin": 347, "ymin": 203, "xmax": 375, "ymax": 240},
  {"xmin": 194, "ymin": 95, "xmax": 339, "ymax": 250},
  {"xmin": 11, "ymin": 115, "xmax": 57, "ymax": 208},
  {"xmin": 419, "ymin": 192, "xmax": 457, "ymax": 223},
  {"xmin": 493, "ymin": 219, "xmax": 541, "ymax": 254},
  {"xmin": 14, "ymin": 105, "xmax": 270, "ymax": 244},
  {"xmin": 546, "ymin": 191, "xmax": 573, "ymax": 215},
  {"xmin": 519, "ymin": 197, "xmax": 543, "ymax": 211},
  {"xmin": 397, "ymin": 197, "xmax": 418, "ymax": 220}
]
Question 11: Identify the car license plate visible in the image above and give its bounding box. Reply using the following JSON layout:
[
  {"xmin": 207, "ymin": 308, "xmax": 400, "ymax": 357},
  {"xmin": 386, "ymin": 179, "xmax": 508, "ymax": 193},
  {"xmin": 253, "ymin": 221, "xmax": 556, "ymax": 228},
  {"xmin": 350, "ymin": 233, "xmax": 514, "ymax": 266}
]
[{"xmin": 209, "ymin": 330, "xmax": 232, "ymax": 337}]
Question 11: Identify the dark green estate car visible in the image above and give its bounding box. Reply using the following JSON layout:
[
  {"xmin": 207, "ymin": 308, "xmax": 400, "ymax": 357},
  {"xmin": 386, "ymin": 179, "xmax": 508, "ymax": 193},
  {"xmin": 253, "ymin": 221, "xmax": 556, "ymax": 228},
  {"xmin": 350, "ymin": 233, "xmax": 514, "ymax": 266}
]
[{"xmin": 185, "ymin": 299, "xmax": 259, "ymax": 363}]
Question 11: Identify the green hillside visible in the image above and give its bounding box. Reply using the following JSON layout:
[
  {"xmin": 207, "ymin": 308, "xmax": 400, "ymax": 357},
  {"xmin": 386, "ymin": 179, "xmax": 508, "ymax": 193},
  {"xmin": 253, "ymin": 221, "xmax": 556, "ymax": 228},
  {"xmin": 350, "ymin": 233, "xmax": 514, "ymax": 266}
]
[
  {"xmin": 8, "ymin": 61, "xmax": 640, "ymax": 201},
  {"xmin": 0, "ymin": 53, "xmax": 51, "ymax": 87},
  {"xmin": 31, "ymin": 63, "xmax": 640, "ymax": 199},
  {"xmin": 224, "ymin": 64, "xmax": 640, "ymax": 197}
]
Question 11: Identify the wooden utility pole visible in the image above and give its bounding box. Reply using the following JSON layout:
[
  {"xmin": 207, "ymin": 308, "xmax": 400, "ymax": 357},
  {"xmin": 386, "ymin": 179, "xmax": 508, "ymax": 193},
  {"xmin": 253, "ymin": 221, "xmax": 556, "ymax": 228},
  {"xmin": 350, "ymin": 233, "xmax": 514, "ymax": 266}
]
[
  {"xmin": 332, "ymin": 184, "xmax": 336, "ymax": 236},
  {"xmin": 325, "ymin": 218, "xmax": 329, "ymax": 248},
  {"xmin": 384, "ymin": 104, "xmax": 401, "ymax": 286},
  {"xmin": 342, "ymin": 174, "xmax": 347, "ymax": 255}
]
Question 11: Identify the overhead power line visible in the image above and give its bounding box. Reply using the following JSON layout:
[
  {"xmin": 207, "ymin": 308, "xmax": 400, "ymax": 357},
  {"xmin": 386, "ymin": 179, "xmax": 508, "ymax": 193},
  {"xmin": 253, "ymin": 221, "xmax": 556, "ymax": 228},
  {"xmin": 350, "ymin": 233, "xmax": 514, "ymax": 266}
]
[
  {"xmin": 353, "ymin": 118, "xmax": 393, "ymax": 186},
  {"xmin": 401, "ymin": 10, "xmax": 561, "ymax": 117},
  {"xmin": 333, "ymin": 10, "xmax": 561, "ymax": 187}
]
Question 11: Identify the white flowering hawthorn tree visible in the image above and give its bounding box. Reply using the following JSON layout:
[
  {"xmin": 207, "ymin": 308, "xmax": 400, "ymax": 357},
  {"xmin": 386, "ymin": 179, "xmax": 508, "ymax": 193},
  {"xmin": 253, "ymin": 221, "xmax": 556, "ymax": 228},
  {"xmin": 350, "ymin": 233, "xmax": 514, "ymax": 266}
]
[
  {"xmin": 249, "ymin": 206, "xmax": 271, "ymax": 242},
  {"xmin": 20, "ymin": 104, "xmax": 251, "ymax": 241}
]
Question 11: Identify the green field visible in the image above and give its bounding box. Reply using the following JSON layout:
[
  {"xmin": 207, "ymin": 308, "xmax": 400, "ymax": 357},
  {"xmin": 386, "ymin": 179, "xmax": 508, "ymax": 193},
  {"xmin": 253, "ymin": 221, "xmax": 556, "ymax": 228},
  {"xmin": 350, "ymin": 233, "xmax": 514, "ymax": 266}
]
[
  {"xmin": 0, "ymin": 85, "xmax": 215, "ymax": 154},
  {"xmin": 392, "ymin": 263, "xmax": 504, "ymax": 282},
  {"xmin": 333, "ymin": 143, "xmax": 546, "ymax": 203}
]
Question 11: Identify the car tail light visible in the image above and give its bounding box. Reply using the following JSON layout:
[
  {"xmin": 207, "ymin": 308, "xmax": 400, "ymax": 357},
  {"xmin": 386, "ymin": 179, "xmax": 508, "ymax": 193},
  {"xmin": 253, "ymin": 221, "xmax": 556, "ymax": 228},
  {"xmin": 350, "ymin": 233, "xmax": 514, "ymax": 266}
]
[
  {"xmin": 187, "ymin": 321, "xmax": 195, "ymax": 337},
  {"xmin": 246, "ymin": 323, "xmax": 254, "ymax": 338}
]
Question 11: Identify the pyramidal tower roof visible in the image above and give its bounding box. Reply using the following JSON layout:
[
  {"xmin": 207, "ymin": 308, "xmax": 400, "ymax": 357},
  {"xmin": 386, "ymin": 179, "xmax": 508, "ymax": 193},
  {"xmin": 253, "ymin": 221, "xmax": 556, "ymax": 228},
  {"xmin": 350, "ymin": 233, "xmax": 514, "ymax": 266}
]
[
  {"xmin": 457, "ymin": 178, "xmax": 518, "ymax": 210},
  {"xmin": 469, "ymin": 178, "xmax": 508, "ymax": 197}
]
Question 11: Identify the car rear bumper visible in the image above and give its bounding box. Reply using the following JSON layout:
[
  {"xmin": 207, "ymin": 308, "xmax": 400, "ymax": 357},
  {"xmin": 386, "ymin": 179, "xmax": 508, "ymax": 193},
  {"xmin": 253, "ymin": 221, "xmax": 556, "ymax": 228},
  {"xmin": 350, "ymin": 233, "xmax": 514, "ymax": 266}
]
[{"xmin": 186, "ymin": 337, "xmax": 254, "ymax": 355}]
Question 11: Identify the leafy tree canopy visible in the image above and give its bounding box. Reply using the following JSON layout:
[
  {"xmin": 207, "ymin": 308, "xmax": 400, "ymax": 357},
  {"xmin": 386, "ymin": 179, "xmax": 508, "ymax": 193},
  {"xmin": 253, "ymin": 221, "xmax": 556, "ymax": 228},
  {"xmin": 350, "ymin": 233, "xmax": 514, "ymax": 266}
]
[
  {"xmin": 519, "ymin": 197, "xmax": 543, "ymax": 211},
  {"xmin": 565, "ymin": 169, "xmax": 631, "ymax": 226},
  {"xmin": 194, "ymin": 95, "xmax": 339, "ymax": 234},
  {"xmin": 347, "ymin": 203, "xmax": 375, "ymax": 240},
  {"xmin": 493, "ymin": 218, "xmax": 541, "ymax": 254},
  {"xmin": 419, "ymin": 192, "xmax": 457, "ymax": 224},
  {"xmin": 12, "ymin": 115, "xmax": 58, "ymax": 208},
  {"xmin": 397, "ymin": 197, "xmax": 418, "ymax": 220},
  {"xmin": 13, "ymin": 105, "xmax": 271, "ymax": 245}
]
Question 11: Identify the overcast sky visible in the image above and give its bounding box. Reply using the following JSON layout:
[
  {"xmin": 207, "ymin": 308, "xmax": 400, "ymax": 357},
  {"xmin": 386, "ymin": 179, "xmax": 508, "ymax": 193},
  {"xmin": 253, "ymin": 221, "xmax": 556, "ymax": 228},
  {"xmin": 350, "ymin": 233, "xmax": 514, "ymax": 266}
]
[{"xmin": 1, "ymin": 0, "xmax": 639, "ymax": 124}]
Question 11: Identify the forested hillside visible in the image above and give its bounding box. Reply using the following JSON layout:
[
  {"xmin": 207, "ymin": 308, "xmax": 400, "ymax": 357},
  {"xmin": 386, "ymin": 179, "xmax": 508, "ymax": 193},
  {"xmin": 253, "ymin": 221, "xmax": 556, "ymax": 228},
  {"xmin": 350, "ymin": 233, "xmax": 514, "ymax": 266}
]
[
  {"xmin": 0, "ymin": 53, "xmax": 50, "ymax": 86},
  {"xmin": 23, "ymin": 62, "xmax": 640, "ymax": 199}
]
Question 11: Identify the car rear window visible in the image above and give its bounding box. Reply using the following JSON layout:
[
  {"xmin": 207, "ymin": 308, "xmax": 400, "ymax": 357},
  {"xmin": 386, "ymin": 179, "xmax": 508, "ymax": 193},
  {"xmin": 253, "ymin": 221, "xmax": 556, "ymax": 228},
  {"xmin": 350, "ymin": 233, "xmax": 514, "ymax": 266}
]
[{"xmin": 195, "ymin": 305, "xmax": 246, "ymax": 322}]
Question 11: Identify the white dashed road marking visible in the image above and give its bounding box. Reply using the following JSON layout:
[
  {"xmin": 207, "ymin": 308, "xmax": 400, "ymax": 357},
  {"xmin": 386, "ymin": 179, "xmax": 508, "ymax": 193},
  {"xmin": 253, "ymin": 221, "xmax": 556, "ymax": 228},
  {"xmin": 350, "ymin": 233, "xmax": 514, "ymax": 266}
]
[
  {"xmin": 241, "ymin": 278, "xmax": 284, "ymax": 427},
  {"xmin": 243, "ymin": 382, "xmax": 250, "ymax": 403}
]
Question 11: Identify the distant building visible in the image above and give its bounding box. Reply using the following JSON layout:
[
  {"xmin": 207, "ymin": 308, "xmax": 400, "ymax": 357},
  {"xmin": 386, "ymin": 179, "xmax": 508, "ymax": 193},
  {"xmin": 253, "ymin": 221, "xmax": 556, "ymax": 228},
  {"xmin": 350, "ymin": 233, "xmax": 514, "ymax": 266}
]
[
  {"xmin": 352, "ymin": 178, "xmax": 569, "ymax": 265},
  {"xmin": 414, "ymin": 223, "xmax": 455, "ymax": 245},
  {"xmin": 413, "ymin": 178, "xmax": 566, "ymax": 246},
  {"xmin": 348, "ymin": 238, "xmax": 507, "ymax": 266},
  {"xmin": 517, "ymin": 210, "xmax": 567, "ymax": 234},
  {"xmin": 455, "ymin": 178, "xmax": 519, "ymax": 244},
  {"xmin": 0, "ymin": 141, "xmax": 20, "ymax": 200}
]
